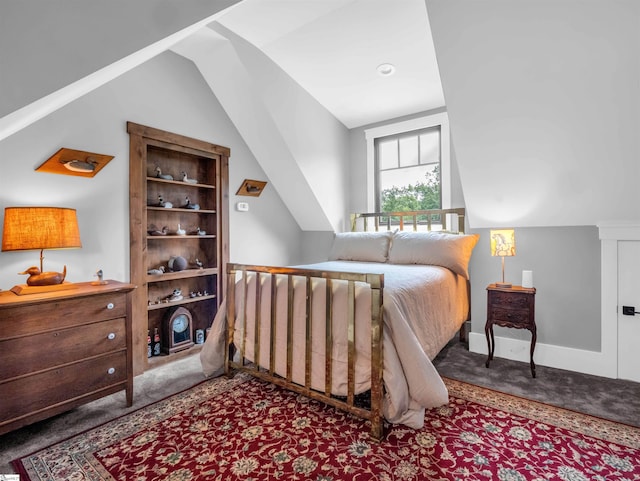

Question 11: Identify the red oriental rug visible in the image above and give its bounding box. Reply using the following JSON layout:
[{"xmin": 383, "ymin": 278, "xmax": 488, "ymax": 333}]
[{"xmin": 13, "ymin": 374, "xmax": 640, "ymax": 480}]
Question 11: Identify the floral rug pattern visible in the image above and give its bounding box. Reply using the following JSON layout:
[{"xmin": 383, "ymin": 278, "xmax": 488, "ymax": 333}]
[{"xmin": 14, "ymin": 374, "xmax": 640, "ymax": 480}]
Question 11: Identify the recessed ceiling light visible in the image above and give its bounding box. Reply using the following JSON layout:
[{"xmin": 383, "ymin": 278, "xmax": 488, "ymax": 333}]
[{"xmin": 377, "ymin": 63, "xmax": 396, "ymax": 76}]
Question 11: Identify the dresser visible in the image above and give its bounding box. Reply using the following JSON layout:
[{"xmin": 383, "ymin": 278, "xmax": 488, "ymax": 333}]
[
  {"xmin": 0, "ymin": 280, "xmax": 135, "ymax": 435},
  {"xmin": 485, "ymin": 284, "xmax": 537, "ymax": 377}
]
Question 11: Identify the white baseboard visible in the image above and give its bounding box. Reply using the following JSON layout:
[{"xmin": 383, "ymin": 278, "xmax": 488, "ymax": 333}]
[{"xmin": 468, "ymin": 332, "xmax": 617, "ymax": 379}]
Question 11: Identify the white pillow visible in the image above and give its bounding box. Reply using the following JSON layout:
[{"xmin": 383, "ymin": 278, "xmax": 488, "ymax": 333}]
[
  {"xmin": 328, "ymin": 231, "xmax": 393, "ymax": 263},
  {"xmin": 388, "ymin": 231, "xmax": 480, "ymax": 278}
]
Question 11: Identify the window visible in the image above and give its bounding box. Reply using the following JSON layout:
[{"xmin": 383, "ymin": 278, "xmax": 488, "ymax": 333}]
[
  {"xmin": 366, "ymin": 112, "xmax": 450, "ymax": 213},
  {"xmin": 375, "ymin": 126, "xmax": 441, "ymax": 212}
]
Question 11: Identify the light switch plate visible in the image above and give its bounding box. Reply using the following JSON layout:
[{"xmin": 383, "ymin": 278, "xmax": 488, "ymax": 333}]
[{"xmin": 236, "ymin": 202, "xmax": 249, "ymax": 212}]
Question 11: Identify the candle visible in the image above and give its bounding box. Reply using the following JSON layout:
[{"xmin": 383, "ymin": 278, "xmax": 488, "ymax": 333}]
[{"xmin": 522, "ymin": 270, "xmax": 533, "ymax": 288}]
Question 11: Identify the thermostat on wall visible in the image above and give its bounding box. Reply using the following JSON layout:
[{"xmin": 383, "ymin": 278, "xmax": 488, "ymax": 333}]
[{"xmin": 236, "ymin": 202, "xmax": 249, "ymax": 212}]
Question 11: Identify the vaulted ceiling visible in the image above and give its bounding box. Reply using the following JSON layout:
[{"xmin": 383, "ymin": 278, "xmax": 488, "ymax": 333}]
[
  {"xmin": 213, "ymin": 0, "xmax": 444, "ymax": 128},
  {"xmin": 1, "ymin": 0, "xmax": 443, "ymax": 138},
  {"xmin": 3, "ymin": 1, "xmax": 638, "ymax": 229}
]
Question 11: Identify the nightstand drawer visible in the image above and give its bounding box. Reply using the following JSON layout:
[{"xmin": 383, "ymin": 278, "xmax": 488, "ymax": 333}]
[
  {"xmin": 490, "ymin": 291, "xmax": 532, "ymax": 310},
  {"xmin": 491, "ymin": 307, "xmax": 531, "ymax": 326},
  {"xmin": 1, "ymin": 318, "xmax": 126, "ymax": 380},
  {"xmin": 0, "ymin": 351, "xmax": 127, "ymax": 427}
]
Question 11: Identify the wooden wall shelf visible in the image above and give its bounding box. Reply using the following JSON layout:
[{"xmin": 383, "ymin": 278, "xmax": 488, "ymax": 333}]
[{"xmin": 36, "ymin": 147, "xmax": 114, "ymax": 177}]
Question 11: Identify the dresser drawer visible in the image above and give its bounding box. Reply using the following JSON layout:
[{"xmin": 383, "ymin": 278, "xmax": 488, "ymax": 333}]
[
  {"xmin": 0, "ymin": 292, "xmax": 127, "ymax": 339},
  {"xmin": 1, "ymin": 318, "xmax": 126, "ymax": 380},
  {"xmin": 0, "ymin": 351, "xmax": 127, "ymax": 427},
  {"xmin": 489, "ymin": 291, "xmax": 532, "ymax": 310},
  {"xmin": 491, "ymin": 307, "xmax": 531, "ymax": 327}
]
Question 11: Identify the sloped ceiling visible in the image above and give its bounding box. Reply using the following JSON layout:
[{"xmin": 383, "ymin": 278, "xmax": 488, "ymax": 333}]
[
  {"xmin": 169, "ymin": 0, "xmax": 444, "ymax": 231},
  {"xmin": 0, "ymin": 0, "xmax": 242, "ymax": 141},
  {"xmin": 426, "ymin": 0, "xmax": 640, "ymax": 227},
  {"xmin": 214, "ymin": 0, "xmax": 444, "ymax": 128},
  {"xmin": 171, "ymin": 25, "xmax": 348, "ymax": 231},
  {"xmin": 1, "ymin": 0, "xmax": 442, "ymax": 138},
  {"xmin": 1, "ymin": 0, "xmax": 442, "ymax": 232}
]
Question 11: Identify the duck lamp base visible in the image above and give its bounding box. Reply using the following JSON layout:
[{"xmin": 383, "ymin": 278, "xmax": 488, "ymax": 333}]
[{"xmin": 13, "ymin": 264, "xmax": 75, "ymax": 295}]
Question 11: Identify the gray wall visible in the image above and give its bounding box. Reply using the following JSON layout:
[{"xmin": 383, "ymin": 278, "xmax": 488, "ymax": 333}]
[
  {"xmin": 0, "ymin": 51, "xmax": 302, "ymax": 288},
  {"xmin": 467, "ymin": 226, "xmax": 601, "ymax": 350}
]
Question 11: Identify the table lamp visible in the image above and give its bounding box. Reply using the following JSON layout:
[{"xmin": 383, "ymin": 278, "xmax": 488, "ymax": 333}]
[
  {"xmin": 490, "ymin": 229, "xmax": 515, "ymax": 287},
  {"xmin": 2, "ymin": 206, "xmax": 82, "ymax": 294}
]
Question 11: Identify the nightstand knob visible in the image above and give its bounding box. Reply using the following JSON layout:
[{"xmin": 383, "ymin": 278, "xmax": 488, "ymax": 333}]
[
  {"xmin": 106, "ymin": 302, "xmax": 115, "ymax": 310},
  {"xmin": 107, "ymin": 332, "xmax": 116, "ymax": 340},
  {"xmin": 107, "ymin": 367, "xmax": 116, "ymax": 375}
]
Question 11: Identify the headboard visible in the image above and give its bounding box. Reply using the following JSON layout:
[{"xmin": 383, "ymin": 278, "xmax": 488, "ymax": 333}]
[{"xmin": 350, "ymin": 208, "xmax": 466, "ymax": 234}]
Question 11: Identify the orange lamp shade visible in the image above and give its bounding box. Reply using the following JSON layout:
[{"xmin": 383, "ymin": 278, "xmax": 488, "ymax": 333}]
[{"xmin": 2, "ymin": 207, "xmax": 82, "ymax": 252}]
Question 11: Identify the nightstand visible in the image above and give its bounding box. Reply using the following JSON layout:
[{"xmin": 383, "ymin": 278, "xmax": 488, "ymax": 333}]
[{"xmin": 485, "ymin": 283, "xmax": 537, "ymax": 377}]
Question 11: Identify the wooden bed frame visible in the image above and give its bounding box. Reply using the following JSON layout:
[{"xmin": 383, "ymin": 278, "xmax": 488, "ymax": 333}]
[{"xmin": 224, "ymin": 208, "xmax": 467, "ymax": 440}]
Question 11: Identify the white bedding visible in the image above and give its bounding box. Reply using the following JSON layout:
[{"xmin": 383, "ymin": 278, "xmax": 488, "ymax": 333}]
[{"xmin": 200, "ymin": 261, "xmax": 469, "ymax": 429}]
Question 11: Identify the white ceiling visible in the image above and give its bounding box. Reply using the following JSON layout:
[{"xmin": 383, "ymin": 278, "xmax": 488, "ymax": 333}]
[{"xmin": 216, "ymin": 0, "xmax": 444, "ymax": 128}]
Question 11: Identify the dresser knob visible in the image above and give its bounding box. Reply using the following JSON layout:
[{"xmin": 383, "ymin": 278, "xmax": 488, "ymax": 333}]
[
  {"xmin": 107, "ymin": 332, "xmax": 116, "ymax": 340},
  {"xmin": 107, "ymin": 367, "xmax": 116, "ymax": 375},
  {"xmin": 106, "ymin": 302, "xmax": 115, "ymax": 310}
]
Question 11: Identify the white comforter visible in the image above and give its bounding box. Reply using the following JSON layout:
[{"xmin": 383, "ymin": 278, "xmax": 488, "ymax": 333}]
[{"xmin": 200, "ymin": 261, "xmax": 468, "ymax": 428}]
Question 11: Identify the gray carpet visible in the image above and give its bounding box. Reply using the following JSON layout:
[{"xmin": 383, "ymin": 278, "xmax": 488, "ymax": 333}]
[
  {"xmin": 2, "ymin": 342, "xmax": 639, "ymax": 474},
  {"xmin": 433, "ymin": 340, "xmax": 640, "ymax": 427}
]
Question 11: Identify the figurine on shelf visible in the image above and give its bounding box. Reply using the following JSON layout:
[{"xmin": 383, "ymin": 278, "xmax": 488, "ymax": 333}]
[
  {"xmin": 194, "ymin": 258, "xmax": 204, "ymax": 269},
  {"xmin": 91, "ymin": 269, "xmax": 108, "ymax": 285},
  {"xmin": 166, "ymin": 289, "xmax": 183, "ymax": 302},
  {"xmin": 168, "ymin": 255, "xmax": 187, "ymax": 271},
  {"xmin": 157, "ymin": 194, "xmax": 173, "ymax": 209},
  {"xmin": 187, "ymin": 226, "xmax": 206, "ymax": 236},
  {"xmin": 181, "ymin": 171, "xmax": 198, "ymax": 184},
  {"xmin": 147, "ymin": 265, "xmax": 166, "ymax": 275},
  {"xmin": 175, "ymin": 224, "xmax": 186, "ymax": 236},
  {"xmin": 155, "ymin": 166, "xmax": 173, "ymax": 180},
  {"xmin": 182, "ymin": 196, "xmax": 200, "ymax": 210},
  {"xmin": 147, "ymin": 224, "xmax": 168, "ymax": 236}
]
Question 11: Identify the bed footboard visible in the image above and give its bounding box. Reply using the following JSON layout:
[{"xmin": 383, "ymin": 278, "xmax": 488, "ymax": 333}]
[{"xmin": 225, "ymin": 264, "xmax": 385, "ymax": 440}]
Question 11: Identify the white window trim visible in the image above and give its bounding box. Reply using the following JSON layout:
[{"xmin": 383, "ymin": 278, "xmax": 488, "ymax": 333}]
[{"xmin": 365, "ymin": 112, "xmax": 450, "ymax": 212}]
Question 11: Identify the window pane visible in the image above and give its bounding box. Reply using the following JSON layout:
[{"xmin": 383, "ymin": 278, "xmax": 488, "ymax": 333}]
[
  {"xmin": 378, "ymin": 139, "xmax": 398, "ymax": 170},
  {"xmin": 419, "ymin": 128, "xmax": 440, "ymax": 165},
  {"xmin": 399, "ymin": 136, "xmax": 419, "ymax": 167},
  {"xmin": 379, "ymin": 164, "xmax": 440, "ymax": 212}
]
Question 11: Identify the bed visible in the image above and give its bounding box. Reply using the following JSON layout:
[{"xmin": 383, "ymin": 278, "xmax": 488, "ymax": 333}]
[{"xmin": 200, "ymin": 209, "xmax": 478, "ymax": 439}]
